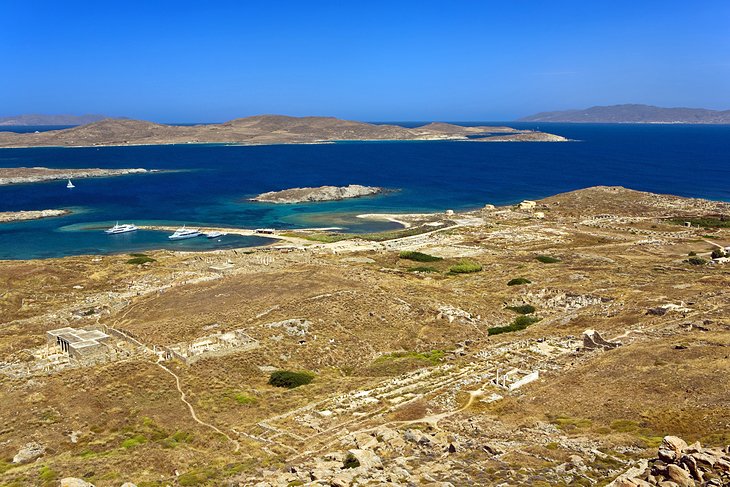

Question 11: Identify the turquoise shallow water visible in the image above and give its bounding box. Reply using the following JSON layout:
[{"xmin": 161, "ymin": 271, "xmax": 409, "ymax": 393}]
[{"xmin": 1, "ymin": 122, "xmax": 729, "ymax": 259}]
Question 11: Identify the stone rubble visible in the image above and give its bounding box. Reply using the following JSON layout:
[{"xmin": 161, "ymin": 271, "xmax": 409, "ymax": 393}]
[{"xmin": 610, "ymin": 436, "xmax": 730, "ymax": 487}]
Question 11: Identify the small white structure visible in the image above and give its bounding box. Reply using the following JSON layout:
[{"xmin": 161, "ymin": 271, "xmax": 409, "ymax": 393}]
[
  {"xmin": 518, "ymin": 200, "xmax": 537, "ymax": 211},
  {"xmin": 492, "ymin": 368, "xmax": 539, "ymax": 391},
  {"xmin": 445, "ymin": 209, "xmax": 454, "ymax": 216}
]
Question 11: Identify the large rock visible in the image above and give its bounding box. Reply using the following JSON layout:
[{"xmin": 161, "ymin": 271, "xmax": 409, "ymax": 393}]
[
  {"xmin": 665, "ymin": 464, "xmax": 694, "ymax": 487},
  {"xmin": 662, "ymin": 436, "xmax": 689, "ymax": 459},
  {"xmin": 12, "ymin": 442, "xmax": 44, "ymax": 463},
  {"xmin": 347, "ymin": 449, "xmax": 382, "ymax": 470},
  {"xmin": 60, "ymin": 479, "xmax": 95, "ymax": 487}
]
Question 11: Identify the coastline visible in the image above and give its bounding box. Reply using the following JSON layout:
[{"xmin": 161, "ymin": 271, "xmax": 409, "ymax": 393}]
[{"xmin": 0, "ymin": 209, "xmax": 70, "ymax": 223}]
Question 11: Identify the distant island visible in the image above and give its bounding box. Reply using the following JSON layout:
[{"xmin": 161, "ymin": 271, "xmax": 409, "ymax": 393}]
[
  {"xmin": 0, "ymin": 167, "xmax": 149, "ymax": 185},
  {"xmin": 520, "ymin": 104, "xmax": 730, "ymax": 123},
  {"xmin": 251, "ymin": 184, "xmax": 385, "ymax": 204},
  {"xmin": 0, "ymin": 114, "xmax": 109, "ymax": 126},
  {"xmin": 0, "ymin": 115, "xmax": 568, "ymax": 148}
]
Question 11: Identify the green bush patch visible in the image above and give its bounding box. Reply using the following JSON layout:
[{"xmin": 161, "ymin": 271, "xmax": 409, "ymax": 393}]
[
  {"xmin": 449, "ymin": 260, "xmax": 483, "ymax": 274},
  {"xmin": 121, "ymin": 434, "xmax": 147, "ymax": 448},
  {"xmin": 506, "ymin": 304, "xmax": 536, "ymax": 314},
  {"xmin": 268, "ymin": 370, "xmax": 315, "ymax": 389},
  {"xmin": 507, "ymin": 277, "xmax": 531, "ymax": 286},
  {"xmin": 126, "ymin": 254, "xmax": 156, "ymax": 265},
  {"xmin": 536, "ymin": 255, "xmax": 561, "ymax": 263},
  {"xmin": 671, "ymin": 216, "xmax": 730, "ymax": 228},
  {"xmin": 488, "ymin": 315, "xmax": 541, "ymax": 336},
  {"xmin": 399, "ymin": 250, "xmax": 442, "ymax": 262},
  {"xmin": 687, "ymin": 257, "xmax": 707, "ymax": 266},
  {"xmin": 375, "ymin": 350, "xmax": 444, "ymax": 365}
]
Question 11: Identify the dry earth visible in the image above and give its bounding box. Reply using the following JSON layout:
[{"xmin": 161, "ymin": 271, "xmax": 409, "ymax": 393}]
[{"xmin": 0, "ymin": 186, "xmax": 728, "ymax": 486}]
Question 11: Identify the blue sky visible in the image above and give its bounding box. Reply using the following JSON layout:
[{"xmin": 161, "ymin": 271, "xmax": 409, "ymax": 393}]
[{"xmin": 2, "ymin": 1, "xmax": 729, "ymax": 121}]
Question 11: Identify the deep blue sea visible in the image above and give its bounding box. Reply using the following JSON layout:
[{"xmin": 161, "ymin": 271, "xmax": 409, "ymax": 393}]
[{"xmin": 1, "ymin": 122, "xmax": 729, "ymax": 259}]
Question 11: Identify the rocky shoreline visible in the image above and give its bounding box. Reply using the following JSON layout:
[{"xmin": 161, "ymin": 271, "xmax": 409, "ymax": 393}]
[
  {"xmin": 251, "ymin": 184, "xmax": 386, "ymax": 203},
  {"xmin": 0, "ymin": 209, "xmax": 70, "ymax": 223},
  {"xmin": 0, "ymin": 167, "xmax": 149, "ymax": 185}
]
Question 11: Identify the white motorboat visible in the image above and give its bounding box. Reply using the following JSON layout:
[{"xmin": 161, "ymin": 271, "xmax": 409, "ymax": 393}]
[
  {"xmin": 205, "ymin": 231, "xmax": 226, "ymax": 239},
  {"xmin": 66, "ymin": 180, "xmax": 75, "ymax": 189},
  {"xmin": 105, "ymin": 222, "xmax": 138, "ymax": 234},
  {"xmin": 168, "ymin": 226, "xmax": 201, "ymax": 240}
]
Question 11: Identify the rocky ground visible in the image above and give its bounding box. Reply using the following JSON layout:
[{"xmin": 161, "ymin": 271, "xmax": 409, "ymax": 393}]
[{"xmin": 0, "ymin": 186, "xmax": 728, "ymax": 486}]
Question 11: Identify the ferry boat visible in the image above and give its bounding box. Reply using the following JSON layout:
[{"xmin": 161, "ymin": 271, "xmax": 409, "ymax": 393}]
[
  {"xmin": 168, "ymin": 226, "xmax": 201, "ymax": 240},
  {"xmin": 66, "ymin": 180, "xmax": 75, "ymax": 189},
  {"xmin": 205, "ymin": 231, "xmax": 226, "ymax": 239},
  {"xmin": 105, "ymin": 222, "xmax": 138, "ymax": 234}
]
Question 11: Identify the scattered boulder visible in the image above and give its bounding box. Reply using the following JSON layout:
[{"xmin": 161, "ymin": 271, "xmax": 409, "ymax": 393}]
[
  {"xmin": 12, "ymin": 441, "xmax": 44, "ymax": 463},
  {"xmin": 609, "ymin": 436, "xmax": 730, "ymax": 486}
]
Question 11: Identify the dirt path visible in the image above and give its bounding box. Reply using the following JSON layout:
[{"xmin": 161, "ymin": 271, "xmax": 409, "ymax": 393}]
[{"xmin": 155, "ymin": 358, "xmax": 241, "ymax": 453}]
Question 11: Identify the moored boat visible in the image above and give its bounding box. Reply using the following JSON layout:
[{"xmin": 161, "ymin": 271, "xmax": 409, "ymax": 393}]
[
  {"xmin": 105, "ymin": 222, "xmax": 138, "ymax": 234},
  {"xmin": 168, "ymin": 226, "xmax": 201, "ymax": 240},
  {"xmin": 66, "ymin": 180, "xmax": 75, "ymax": 189}
]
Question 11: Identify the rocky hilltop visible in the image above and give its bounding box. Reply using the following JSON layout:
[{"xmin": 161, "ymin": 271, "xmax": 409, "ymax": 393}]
[
  {"xmin": 0, "ymin": 115, "xmax": 568, "ymax": 148},
  {"xmin": 251, "ymin": 184, "xmax": 384, "ymax": 203},
  {"xmin": 520, "ymin": 104, "xmax": 730, "ymax": 123},
  {"xmin": 0, "ymin": 167, "xmax": 148, "ymax": 185}
]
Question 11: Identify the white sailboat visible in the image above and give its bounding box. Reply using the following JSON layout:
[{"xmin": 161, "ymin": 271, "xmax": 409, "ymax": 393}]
[{"xmin": 66, "ymin": 179, "xmax": 75, "ymax": 189}]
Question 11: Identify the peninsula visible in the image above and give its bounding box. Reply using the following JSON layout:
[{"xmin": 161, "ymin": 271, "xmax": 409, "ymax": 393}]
[
  {"xmin": 0, "ymin": 167, "xmax": 149, "ymax": 186},
  {"xmin": 0, "ymin": 209, "xmax": 70, "ymax": 223},
  {"xmin": 0, "ymin": 115, "xmax": 568, "ymax": 148},
  {"xmin": 520, "ymin": 103, "xmax": 730, "ymax": 123},
  {"xmin": 251, "ymin": 184, "xmax": 385, "ymax": 203}
]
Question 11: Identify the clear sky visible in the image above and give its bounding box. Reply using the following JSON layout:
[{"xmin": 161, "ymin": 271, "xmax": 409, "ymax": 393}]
[{"xmin": 2, "ymin": 0, "xmax": 729, "ymax": 121}]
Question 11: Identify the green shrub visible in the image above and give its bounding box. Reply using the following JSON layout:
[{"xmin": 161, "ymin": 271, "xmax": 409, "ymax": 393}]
[
  {"xmin": 399, "ymin": 250, "xmax": 442, "ymax": 262},
  {"xmin": 126, "ymin": 254, "xmax": 156, "ymax": 265},
  {"xmin": 407, "ymin": 266, "xmax": 438, "ymax": 273},
  {"xmin": 268, "ymin": 370, "xmax": 315, "ymax": 389},
  {"xmin": 536, "ymin": 255, "xmax": 561, "ymax": 263},
  {"xmin": 687, "ymin": 251, "xmax": 697, "ymax": 256},
  {"xmin": 449, "ymin": 260, "xmax": 482, "ymax": 274},
  {"xmin": 232, "ymin": 393, "xmax": 256, "ymax": 405},
  {"xmin": 121, "ymin": 434, "xmax": 147, "ymax": 448},
  {"xmin": 671, "ymin": 216, "xmax": 730, "ymax": 228},
  {"xmin": 687, "ymin": 257, "xmax": 707, "ymax": 266},
  {"xmin": 506, "ymin": 304, "xmax": 536, "ymax": 314},
  {"xmin": 507, "ymin": 277, "xmax": 531, "ymax": 286},
  {"xmin": 39, "ymin": 465, "xmax": 57, "ymax": 482},
  {"xmin": 375, "ymin": 350, "xmax": 444, "ymax": 365},
  {"xmin": 343, "ymin": 453, "xmax": 361, "ymax": 469},
  {"xmin": 488, "ymin": 315, "xmax": 541, "ymax": 336},
  {"xmin": 711, "ymin": 248, "xmax": 727, "ymax": 259}
]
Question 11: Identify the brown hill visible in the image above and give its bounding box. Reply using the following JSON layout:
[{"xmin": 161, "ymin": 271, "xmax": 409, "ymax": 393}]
[{"xmin": 0, "ymin": 115, "xmax": 567, "ymax": 148}]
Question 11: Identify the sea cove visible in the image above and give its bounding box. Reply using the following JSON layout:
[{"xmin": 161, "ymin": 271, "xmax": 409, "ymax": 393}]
[{"xmin": 0, "ymin": 122, "xmax": 729, "ymax": 259}]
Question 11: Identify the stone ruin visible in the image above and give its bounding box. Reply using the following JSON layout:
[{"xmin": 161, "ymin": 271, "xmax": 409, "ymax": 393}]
[
  {"xmin": 582, "ymin": 329, "xmax": 622, "ymax": 350},
  {"xmin": 164, "ymin": 328, "xmax": 259, "ymax": 365}
]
